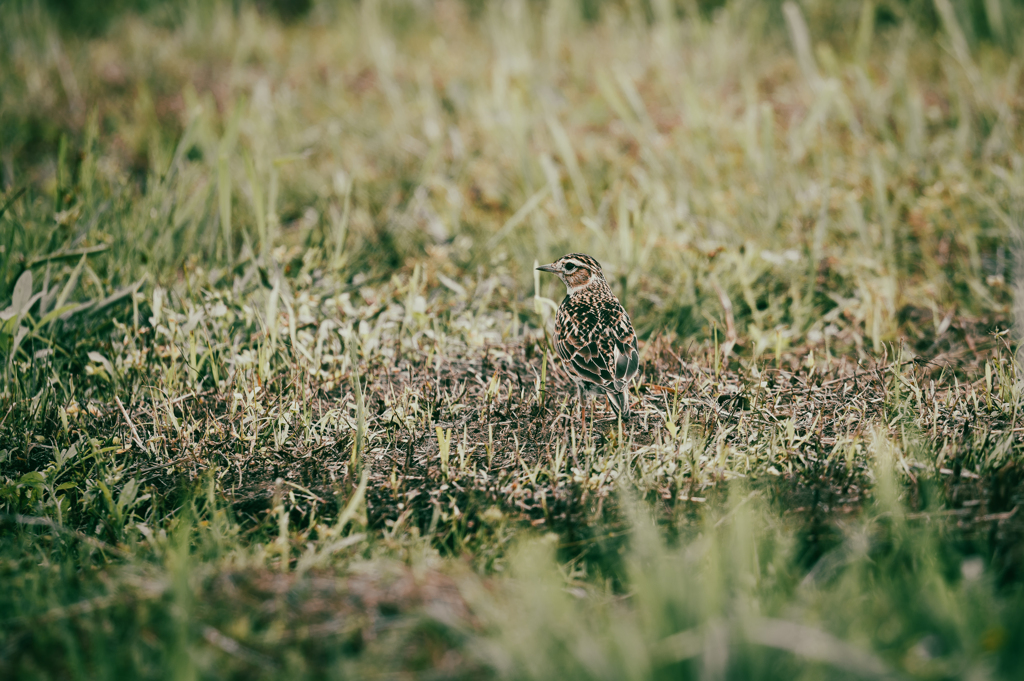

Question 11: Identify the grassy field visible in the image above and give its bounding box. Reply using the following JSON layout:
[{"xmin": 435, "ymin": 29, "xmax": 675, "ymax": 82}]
[{"xmin": 3, "ymin": 0, "xmax": 1024, "ymax": 678}]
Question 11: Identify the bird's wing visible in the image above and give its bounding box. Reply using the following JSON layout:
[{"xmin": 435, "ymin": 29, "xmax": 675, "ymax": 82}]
[
  {"xmin": 555, "ymin": 299, "xmax": 615, "ymax": 388},
  {"xmin": 555, "ymin": 296, "xmax": 638, "ymax": 392},
  {"xmin": 607, "ymin": 303, "xmax": 639, "ymax": 390}
]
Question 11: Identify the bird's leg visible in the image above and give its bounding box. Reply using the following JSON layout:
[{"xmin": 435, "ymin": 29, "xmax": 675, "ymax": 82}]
[
  {"xmin": 583, "ymin": 395, "xmax": 589, "ymax": 441},
  {"xmin": 576, "ymin": 386, "xmax": 585, "ymax": 440},
  {"xmin": 588, "ymin": 395, "xmax": 598, "ymax": 437}
]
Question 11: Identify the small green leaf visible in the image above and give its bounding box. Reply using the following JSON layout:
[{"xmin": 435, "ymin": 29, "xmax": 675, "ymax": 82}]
[
  {"xmin": 18, "ymin": 471, "xmax": 45, "ymax": 487},
  {"xmin": 37, "ymin": 304, "xmax": 81, "ymax": 329},
  {"xmin": 53, "ymin": 254, "xmax": 87, "ymax": 314}
]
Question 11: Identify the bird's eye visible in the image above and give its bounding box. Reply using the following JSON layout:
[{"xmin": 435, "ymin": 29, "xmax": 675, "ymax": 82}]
[{"xmin": 564, "ymin": 263, "xmax": 576, "ymax": 272}]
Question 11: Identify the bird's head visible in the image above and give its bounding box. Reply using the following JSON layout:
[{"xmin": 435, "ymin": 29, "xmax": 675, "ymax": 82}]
[{"xmin": 536, "ymin": 253, "xmax": 606, "ymax": 295}]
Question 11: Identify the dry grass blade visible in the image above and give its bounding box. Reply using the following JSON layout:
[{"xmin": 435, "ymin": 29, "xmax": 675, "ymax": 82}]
[
  {"xmin": 201, "ymin": 625, "xmax": 279, "ymax": 670},
  {"xmin": 114, "ymin": 395, "xmax": 145, "ymax": 451},
  {"xmin": 744, "ymin": 617, "xmax": 894, "ymax": 678}
]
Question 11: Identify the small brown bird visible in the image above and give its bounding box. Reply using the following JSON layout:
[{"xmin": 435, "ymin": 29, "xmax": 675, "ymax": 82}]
[{"xmin": 536, "ymin": 253, "xmax": 639, "ymax": 426}]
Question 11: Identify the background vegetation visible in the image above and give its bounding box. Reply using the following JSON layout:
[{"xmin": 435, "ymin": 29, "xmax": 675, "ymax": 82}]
[{"xmin": 3, "ymin": 0, "xmax": 1024, "ymax": 678}]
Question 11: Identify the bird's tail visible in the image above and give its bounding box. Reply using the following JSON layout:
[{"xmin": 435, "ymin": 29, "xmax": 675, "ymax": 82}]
[{"xmin": 608, "ymin": 389, "xmax": 630, "ymax": 419}]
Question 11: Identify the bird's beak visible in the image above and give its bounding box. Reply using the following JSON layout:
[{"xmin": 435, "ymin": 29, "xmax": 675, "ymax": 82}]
[{"xmin": 536, "ymin": 263, "xmax": 560, "ymax": 273}]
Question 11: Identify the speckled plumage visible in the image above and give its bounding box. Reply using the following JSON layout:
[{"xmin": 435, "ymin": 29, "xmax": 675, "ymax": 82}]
[{"xmin": 536, "ymin": 253, "xmax": 639, "ymax": 419}]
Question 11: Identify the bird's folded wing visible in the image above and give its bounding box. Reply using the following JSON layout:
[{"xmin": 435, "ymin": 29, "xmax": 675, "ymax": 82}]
[
  {"xmin": 555, "ymin": 295, "xmax": 638, "ymax": 392},
  {"xmin": 613, "ymin": 337, "xmax": 639, "ymax": 385},
  {"xmin": 607, "ymin": 305, "xmax": 639, "ymax": 389},
  {"xmin": 557, "ymin": 333, "xmax": 613, "ymax": 386}
]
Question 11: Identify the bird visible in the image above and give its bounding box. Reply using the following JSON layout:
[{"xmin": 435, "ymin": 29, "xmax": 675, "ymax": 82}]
[{"xmin": 536, "ymin": 253, "xmax": 640, "ymax": 429}]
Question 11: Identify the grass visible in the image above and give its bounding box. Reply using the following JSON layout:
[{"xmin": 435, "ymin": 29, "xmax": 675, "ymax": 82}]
[{"xmin": 3, "ymin": 0, "xmax": 1024, "ymax": 678}]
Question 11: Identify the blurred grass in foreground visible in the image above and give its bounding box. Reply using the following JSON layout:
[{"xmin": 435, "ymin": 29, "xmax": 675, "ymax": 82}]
[
  {"xmin": 3, "ymin": 0, "xmax": 1024, "ymax": 678},
  {"xmin": 5, "ymin": 470, "xmax": 1023, "ymax": 679}
]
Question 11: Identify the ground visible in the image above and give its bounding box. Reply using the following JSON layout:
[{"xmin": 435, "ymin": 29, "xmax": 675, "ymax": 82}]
[{"xmin": 3, "ymin": 1, "xmax": 1024, "ymax": 679}]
